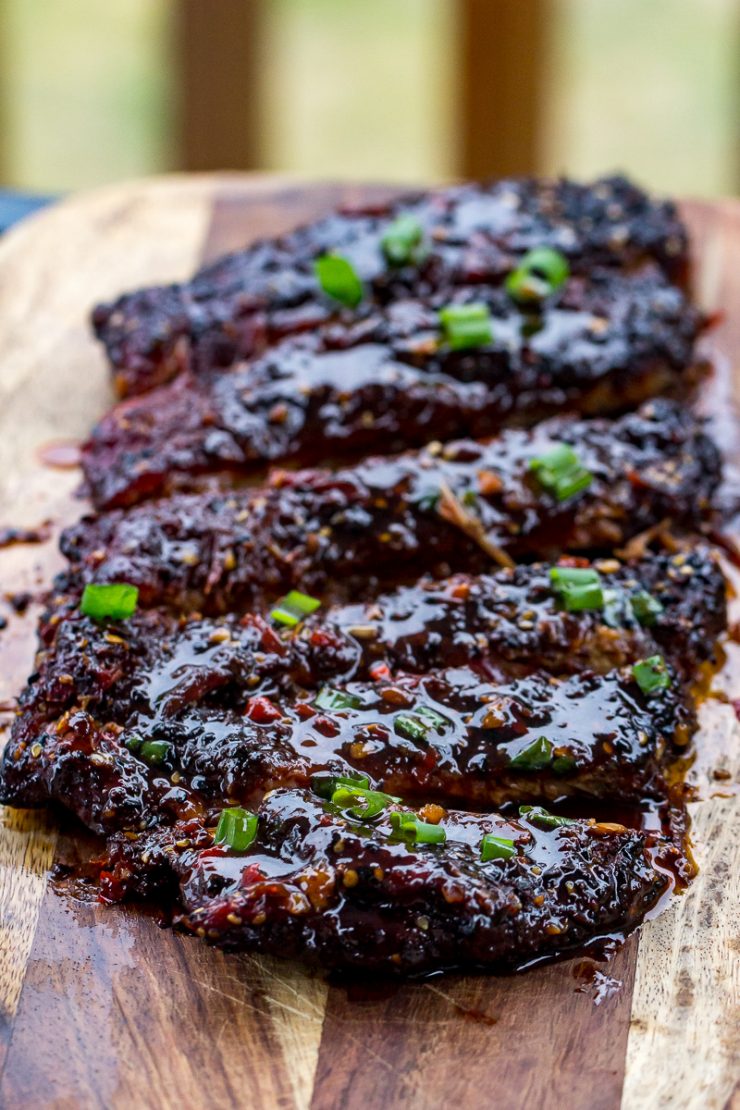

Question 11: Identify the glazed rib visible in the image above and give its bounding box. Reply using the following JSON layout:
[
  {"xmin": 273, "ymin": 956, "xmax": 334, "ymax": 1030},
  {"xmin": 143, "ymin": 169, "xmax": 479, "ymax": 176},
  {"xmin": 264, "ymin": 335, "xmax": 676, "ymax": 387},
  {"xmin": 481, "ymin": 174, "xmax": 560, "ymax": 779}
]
[
  {"xmin": 62, "ymin": 400, "xmax": 721, "ymax": 612},
  {"xmin": 92, "ymin": 175, "xmax": 689, "ymax": 397},
  {"xmin": 0, "ymin": 650, "xmax": 693, "ymax": 833},
  {"xmin": 9, "ymin": 547, "xmax": 725, "ymax": 744},
  {"xmin": 83, "ymin": 269, "xmax": 704, "ymax": 509},
  {"xmin": 100, "ymin": 789, "xmax": 668, "ymax": 975}
]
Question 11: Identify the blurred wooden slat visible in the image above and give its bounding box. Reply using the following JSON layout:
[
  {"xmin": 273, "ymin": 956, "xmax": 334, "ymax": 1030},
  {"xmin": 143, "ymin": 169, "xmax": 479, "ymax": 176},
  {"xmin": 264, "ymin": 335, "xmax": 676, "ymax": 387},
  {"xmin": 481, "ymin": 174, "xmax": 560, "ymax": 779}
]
[
  {"xmin": 173, "ymin": 0, "xmax": 266, "ymax": 172},
  {"xmin": 455, "ymin": 0, "xmax": 550, "ymax": 179}
]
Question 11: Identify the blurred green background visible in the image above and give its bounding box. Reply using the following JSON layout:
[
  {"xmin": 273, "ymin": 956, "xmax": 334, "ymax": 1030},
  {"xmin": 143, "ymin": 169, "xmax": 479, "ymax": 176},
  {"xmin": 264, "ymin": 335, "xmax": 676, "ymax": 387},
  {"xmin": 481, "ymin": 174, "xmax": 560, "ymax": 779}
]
[{"xmin": 1, "ymin": 0, "xmax": 737, "ymax": 195}]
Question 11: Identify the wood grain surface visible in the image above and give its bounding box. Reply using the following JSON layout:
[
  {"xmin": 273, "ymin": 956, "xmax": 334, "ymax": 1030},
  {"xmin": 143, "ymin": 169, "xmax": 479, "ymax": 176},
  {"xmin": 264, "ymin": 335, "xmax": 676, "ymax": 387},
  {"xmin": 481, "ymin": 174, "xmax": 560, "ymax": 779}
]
[{"xmin": 0, "ymin": 175, "xmax": 736, "ymax": 1110}]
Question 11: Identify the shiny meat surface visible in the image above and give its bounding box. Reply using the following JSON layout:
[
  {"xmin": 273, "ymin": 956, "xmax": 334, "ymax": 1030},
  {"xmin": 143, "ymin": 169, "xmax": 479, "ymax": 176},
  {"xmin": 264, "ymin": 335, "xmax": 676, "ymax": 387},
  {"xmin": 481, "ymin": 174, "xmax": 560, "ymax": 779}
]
[
  {"xmin": 100, "ymin": 789, "xmax": 668, "ymax": 975},
  {"xmin": 92, "ymin": 175, "xmax": 688, "ymax": 397},
  {"xmin": 83, "ymin": 269, "xmax": 703, "ymax": 509}
]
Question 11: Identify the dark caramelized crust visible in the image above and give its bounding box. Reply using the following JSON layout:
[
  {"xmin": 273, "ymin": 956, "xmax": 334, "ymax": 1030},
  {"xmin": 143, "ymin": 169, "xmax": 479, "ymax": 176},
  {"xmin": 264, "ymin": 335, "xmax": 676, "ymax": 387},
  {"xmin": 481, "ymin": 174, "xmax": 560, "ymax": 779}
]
[
  {"xmin": 101, "ymin": 790, "xmax": 668, "ymax": 975},
  {"xmin": 0, "ymin": 650, "xmax": 693, "ymax": 831},
  {"xmin": 92, "ymin": 175, "xmax": 689, "ymax": 397},
  {"xmin": 7, "ymin": 547, "xmax": 725, "ymax": 742},
  {"xmin": 62, "ymin": 400, "xmax": 721, "ymax": 612},
  {"xmin": 82, "ymin": 269, "xmax": 703, "ymax": 509}
]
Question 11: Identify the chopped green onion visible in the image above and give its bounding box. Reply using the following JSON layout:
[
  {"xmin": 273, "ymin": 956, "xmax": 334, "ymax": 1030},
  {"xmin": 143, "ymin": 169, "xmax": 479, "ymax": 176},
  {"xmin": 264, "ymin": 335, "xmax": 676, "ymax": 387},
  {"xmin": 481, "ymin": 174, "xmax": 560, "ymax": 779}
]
[
  {"xmin": 214, "ymin": 807, "xmax": 258, "ymax": 851},
  {"xmin": 505, "ymin": 246, "xmax": 570, "ymax": 303},
  {"xmin": 519, "ymin": 805, "xmax": 576, "ymax": 830},
  {"xmin": 480, "ymin": 833, "xmax": 517, "ymax": 862},
  {"xmin": 124, "ymin": 734, "xmax": 143, "ymax": 753},
  {"xmin": 508, "ymin": 735, "xmax": 553, "ymax": 770},
  {"xmin": 530, "ymin": 443, "xmax": 592, "ymax": 502},
  {"xmin": 632, "ymin": 654, "xmax": 671, "ymax": 695},
  {"xmin": 331, "ymin": 784, "xmax": 399, "ymax": 821},
  {"xmin": 552, "ymin": 754, "xmax": 577, "ymax": 775},
  {"xmin": 138, "ymin": 739, "xmax": 171, "ymax": 766},
  {"xmin": 549, "ymin": 566, "xmax": 604, "ymax": 612},
  {"xmin": 314, "ymin": 686, "xmax": 363, "ymax": 712},
  {"xmin": 416, "ymin": 490, "xmax": 440, "ymax": 513},
  {"xmin": 80, "ymin": 582, "xmax": 138, "ymax": 621},
  {"xmin": 438, "ymin": 302, "xmax": 494, "ymax": 351},
  {"xmin": 270, "ymin": 590, "xmax": 321, "ymax": 628},
  {"xmin": 314, "ymin": 253, "xmax": 363, "ymax": 308},
  {"xmin": 630, "ymin": 590, "xmax": 664, "ymax": 626},
  {"xmin": 390, "ymin": 811, "xmax": 446, "ymax": 845},
  {"xmin": 312, "ymin": 771, "xmax": 370, "ymax": 800},
  {"xmin": 395, "ymin": 705, "xmax": 447, "ymax": 743},
  {"xmin": 381, "ymin": 215, "xmax": 425, "ymax": 266}
]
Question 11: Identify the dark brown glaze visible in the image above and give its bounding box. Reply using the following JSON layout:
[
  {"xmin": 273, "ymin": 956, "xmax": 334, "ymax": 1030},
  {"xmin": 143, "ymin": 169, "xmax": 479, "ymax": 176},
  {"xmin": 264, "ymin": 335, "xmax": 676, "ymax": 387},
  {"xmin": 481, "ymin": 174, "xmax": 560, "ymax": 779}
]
[
  {"xmin": 91, "ymin": 175, "xmax": 689, "ymax": 397},
  {"xmin": 61, "ymin": 400, "xmax": 721, "ymax": 613},
  {"xmin": 100, "ymin": 789, "xmax": 668, "ymax": 976},
  {"xmin": 0, "ymin": 649, "xmax": 694, "ymax": 833},
  {"xmin": 82, "ymin": 269, "xmax": 704, "ymax": 509},
  {"xmin": 6, "ymin": 548, "xmax": 725, "ymax": 748}
]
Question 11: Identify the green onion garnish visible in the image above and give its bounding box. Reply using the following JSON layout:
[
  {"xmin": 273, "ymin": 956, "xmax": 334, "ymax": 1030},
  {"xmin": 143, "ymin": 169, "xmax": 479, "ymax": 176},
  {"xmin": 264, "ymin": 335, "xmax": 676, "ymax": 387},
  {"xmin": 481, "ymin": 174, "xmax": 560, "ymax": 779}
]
[
  {"xmin": 138, "ymin": 739, "xmax": 171, "ymax": 766},
  {"xmin": 630, "ymin": 590, "xmax": 664, "ymax": 626},
  {"xmin": 312, "ymin": 771, "xmax": 371, "ymax": 800},
  {"xmin": 549, "ymin": 566, "xmax": 604, "ymax": 611},
  {"xmin": 519, "ymin": 805, "xmax": 576, "ymax": 830},
  {"xmin": 80, "ymin": 582, "xmax": 138, "ymax": 621},
  {"xmin": 390, "ymin": 811, "xmax": 446, "ymax": 845},
  {"xmin": 124, "ymin": 734, "xmax": 143, "ymax": 753},
  {"xmin": 270, "ymin": 590, "xmax": 321, "ymax": 628},
  {"xmin": 214, "ymin": 807, "xmax": 258, "ymax": 851},
  {"xmin": 313, "ymin": 686, "xmax": 363, "ymax": 712},
  {"xmin": 530, "ymin": 443, "xmax": 593, "ymax": 502},
  {"xmin": 394, "ymin": 705, "xmax": 447, "ymax": 743},
  {"xmin": 381, "ymin": 215, "xmax": 425, "ymax": 266},
  {"xmin": 438, "ymin": 302, "xmax": 494, "ymax": 351},
  {"xmin": 508, "ymin": 735, "xmax": 553, "ymax": 770},
  {"xmin": 632, "ymin": 654, "xmax": 671, "ymax": 695},
  {"xmin": 480, "ymin": 833, "xmax": 516, "ymax": 862},
  {"xmin": 314, "ymin": 253, "xmax": 363, "ymax": 308},
  {"xmin": 505, "ymin": 246, "xmax": 570, "ymax": 303},
  {"xmin": 331, "ymin": 784, "xmax": 399, "ymax": 821}
]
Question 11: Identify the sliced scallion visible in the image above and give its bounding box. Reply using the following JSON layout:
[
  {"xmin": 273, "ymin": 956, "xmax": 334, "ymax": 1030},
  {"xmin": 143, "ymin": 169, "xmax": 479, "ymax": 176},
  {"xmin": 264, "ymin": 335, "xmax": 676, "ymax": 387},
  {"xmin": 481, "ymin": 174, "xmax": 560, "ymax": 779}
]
[
  {"xmin": 214, "ymin": 807, "xmax": 258, "ymax": 851},
  {"xmin": 312, "ymin": 771, "xmax": 370, "ymax": 800},
  {"xmin": 630, "ymin": 590, "xmax": 664, "ymax": 626},
  {"xmin": 314, "ymin": 686, "xmax": 363, "ymax": 712},
  {"xmin": 549, "ymin": 566, "xmax": 604, "ymax": 612},
  {"xmin": 80, "ymin": 582, "xmax": 138, "ymax": 621},
  {"xmin": 270, "ymin": 589, "xmax": 321, "ymax": 628},
  {"xmin": 438, "ymin": 302, "xmax": 494, "ymax": 351},
  {"xmin": 508, "ymin": 735, "xmax": 553, "ymax": 770},
  {"xmin": 314, "ymin": 253, "xmax": 363, "ymax": 308},
  {"xmin": 390, "ymin": 811, "xmax": 446, "ymax": 845},
  {"xmin": 394, "ymin": 705, "xmax": 447, "ymax": 743},
  {"xmin": 519, "ymin": 804, "xmax": 576, "ymax": 830},
  {"xmin": 139, "ymin": 740, "xmax": 171, "ymax": 766},
  {"xmin": 632, "ymin": 654, "xmax": 671, "ymax": 695},
  {"xmin": 480, "ymin": 833, "xmax": 516, "ymax": 862},
  {"xmin": 381, "ymin": 215, "xmax": 425, "ymax": 266},
  {"xmin": 506, "ymin": 246, "xmax": 570, "ymax": 304},
  {"xmin": 530, "ymin": 443, "xmax": 593, "ymax": 502},
  {"xmin": 331, "ymin": 784, "xmax": 399, "ymax": 821}
]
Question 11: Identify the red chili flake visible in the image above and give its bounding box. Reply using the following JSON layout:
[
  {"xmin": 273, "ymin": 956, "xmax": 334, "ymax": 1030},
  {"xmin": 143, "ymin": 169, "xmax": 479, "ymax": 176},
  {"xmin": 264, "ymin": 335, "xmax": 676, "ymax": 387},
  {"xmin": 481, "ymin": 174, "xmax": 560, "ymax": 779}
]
[
  {"xmin": 313, "ymin": 715, "xmax": 341, "ymax": 738},
  {"xmin": 369, "ymin": 661, "xmax": 392, "ymax": 682},
  {"xmin": 295, "ymin": 701, "xmax": 317, "ymax": 720},
  {"xmin": 310, "ymin": 628, "xmax": 337, "ymax": 649},
  {"xmin": 244, "ymin": 695, "xmax": 282, "ymax": 724},
  {"xmin": 239, "ymin": 862, "xmax": 266, "ymax": 888}
]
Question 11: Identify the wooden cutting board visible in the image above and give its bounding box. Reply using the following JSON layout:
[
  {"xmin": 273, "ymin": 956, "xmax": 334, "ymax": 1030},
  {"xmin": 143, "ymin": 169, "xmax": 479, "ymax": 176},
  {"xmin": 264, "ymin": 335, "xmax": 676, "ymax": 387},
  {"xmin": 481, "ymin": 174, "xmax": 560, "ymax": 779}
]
[{"xmin": 0, "ymin": 175, "xmax": 737, "ymax": 1110}]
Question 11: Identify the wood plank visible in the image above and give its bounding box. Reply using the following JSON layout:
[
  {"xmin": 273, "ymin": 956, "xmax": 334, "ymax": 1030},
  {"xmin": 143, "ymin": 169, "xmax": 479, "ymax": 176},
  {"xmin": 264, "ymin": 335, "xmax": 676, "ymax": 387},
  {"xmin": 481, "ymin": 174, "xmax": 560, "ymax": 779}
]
[
  {"xmin": 621, "ymin": 200, "xmax": 740, "ymax": 1110},
  {"xmin": 454, "ymin": 0, "xmax": 551, "ymax": 178}
]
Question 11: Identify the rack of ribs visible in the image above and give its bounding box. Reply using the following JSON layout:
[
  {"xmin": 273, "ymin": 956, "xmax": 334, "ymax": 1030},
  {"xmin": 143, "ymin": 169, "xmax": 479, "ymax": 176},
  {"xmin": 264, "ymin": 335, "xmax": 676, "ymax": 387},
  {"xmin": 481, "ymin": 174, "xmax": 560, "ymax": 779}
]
[{"xmin": 0, "ymin": 174, "xmax": 728, "ymax": 976}]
